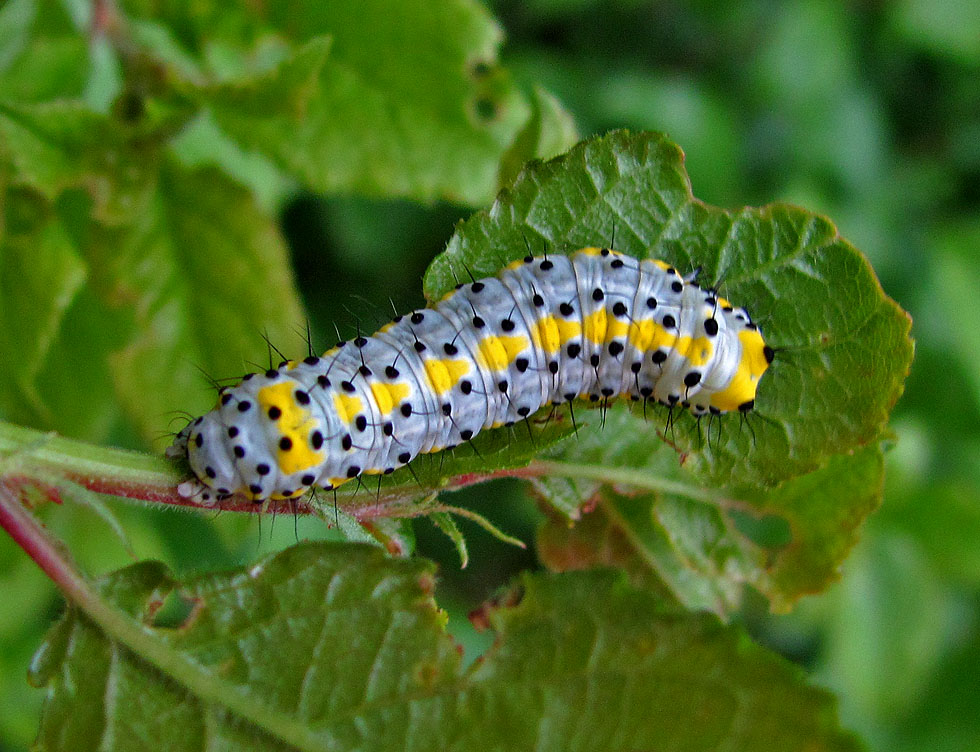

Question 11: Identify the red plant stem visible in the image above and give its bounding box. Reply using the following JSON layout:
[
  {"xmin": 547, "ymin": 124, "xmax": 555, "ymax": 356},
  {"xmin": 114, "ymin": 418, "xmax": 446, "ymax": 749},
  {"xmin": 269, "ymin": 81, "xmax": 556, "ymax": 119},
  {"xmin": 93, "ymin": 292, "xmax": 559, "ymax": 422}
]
[
  {"xmin": 1, "ymin": 421, "xmax": 724, "ymax": 519},
  {"xmin": 0, "ymin": 483, "xmax": 91, "ymax": 605}
]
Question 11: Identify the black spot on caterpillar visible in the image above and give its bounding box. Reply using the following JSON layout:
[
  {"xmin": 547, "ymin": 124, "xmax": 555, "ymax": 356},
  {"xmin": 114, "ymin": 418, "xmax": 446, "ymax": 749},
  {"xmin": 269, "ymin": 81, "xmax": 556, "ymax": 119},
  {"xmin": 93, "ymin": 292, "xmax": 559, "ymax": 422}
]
[{"xmin": 169, "ymin": 247, "xmax": 772, "ymax": 503}]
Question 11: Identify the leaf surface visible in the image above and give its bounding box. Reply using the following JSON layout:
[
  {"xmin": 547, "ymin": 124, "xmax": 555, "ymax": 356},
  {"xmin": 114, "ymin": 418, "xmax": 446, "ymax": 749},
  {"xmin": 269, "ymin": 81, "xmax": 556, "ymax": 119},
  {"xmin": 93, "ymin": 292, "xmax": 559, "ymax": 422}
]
[
  {"xmin": 30, "ymin": 543, "xmax": 862, "ymax": 752},
  {"xmin": 0, "ymin": 101, "xmax": 305, "ymax": 445},
  {"xmin": 424, "ymin": 130, "xmax": 912, "ymax": 609},
  {"xmin": 123, "ymin": 0, "xmax": 579, "ymax": 204}
]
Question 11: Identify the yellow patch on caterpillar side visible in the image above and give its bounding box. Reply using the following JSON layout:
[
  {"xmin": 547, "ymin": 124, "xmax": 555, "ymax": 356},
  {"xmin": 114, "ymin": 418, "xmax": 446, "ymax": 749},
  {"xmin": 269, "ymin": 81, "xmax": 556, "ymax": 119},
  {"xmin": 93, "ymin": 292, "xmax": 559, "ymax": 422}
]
[
  {"xmin": 583, "ymin": 308, "xmax": 608, "ymax": 343},
  {"xmin": 369, "ymin": 381, "xmax": 411, "ymax": 414},
  {"xmin": 423, "ymin": 358, "xmax": 470, "ymax": 396},
  {"xmin": 333, "ymin": 392, "xmax": 363, "ymax": 425},
  {"xmin": 270, "ymin": 489, "xmax": 304, "ymax": 500},
  {"xmin": 708, "ymin": 329, "xmax": 770, "ymax": 412},
  {"xmin": 626, "ymin": 319, "xmax": 671, "ymax": 352},
  {"xmin": 607, "ymin": 317, "xmax": 630, "ymax": 341},
  {"xmin": 673, "ymin": 334, "xmax": 714, "ymax": 367},
  {"xmin": 583, "ymin": 310, "xmax": 631, "ymax": 343},
  {"xmin": 378, "ymin": 321, "xmax": 398, "ymax": 333},
  {"xmin": 531, "ymin": 315, "xmax": 582, "ymax": 354},
  {"xmin": 584, "ymin": 311, "xmax": 713, "ymax": 366},
  {"xmin": 477, "ymin": 335, "xmax": 528, "ymax": 371},
  {"xmin": 627, "ymin": 320, "xmax": 714, "ymax": 366},
  {"xmin": 257, "ymin": 381, "xmax": 324, "ymax": 475}
]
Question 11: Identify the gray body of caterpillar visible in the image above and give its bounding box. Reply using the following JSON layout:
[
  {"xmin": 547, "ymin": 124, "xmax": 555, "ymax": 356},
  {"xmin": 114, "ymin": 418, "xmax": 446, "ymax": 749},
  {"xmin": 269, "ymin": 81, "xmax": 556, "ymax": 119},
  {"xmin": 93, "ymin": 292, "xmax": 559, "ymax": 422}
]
[{"xmin": 170, "ymin": 247, "xmax": 772, "ymax": 503}]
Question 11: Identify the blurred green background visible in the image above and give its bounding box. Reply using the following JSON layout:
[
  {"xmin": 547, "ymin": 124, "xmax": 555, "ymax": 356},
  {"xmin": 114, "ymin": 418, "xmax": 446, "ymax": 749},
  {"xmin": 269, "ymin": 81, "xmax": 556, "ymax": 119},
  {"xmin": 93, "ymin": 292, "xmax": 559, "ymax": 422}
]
[{"xmin": 2, "ymin": 1, "xmax": 979, "ymax": 750}]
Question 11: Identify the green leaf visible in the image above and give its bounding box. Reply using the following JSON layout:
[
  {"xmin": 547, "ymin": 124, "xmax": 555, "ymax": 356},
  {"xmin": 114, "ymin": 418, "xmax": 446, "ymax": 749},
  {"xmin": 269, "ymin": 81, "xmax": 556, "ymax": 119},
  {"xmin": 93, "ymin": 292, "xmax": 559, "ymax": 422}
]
[
  {"xmin": 355, "ymin": 515, "xmax": 417, "ymax": 557},
  {"xmin": 30, "ymin": 543, "xmax": 861, "ymax": 751},
  {"xmin": 429, "ymin": 510, "xmax": 469, "ymax": 567},
  {"xmin": 424, "ymin": 130, "xmax": 911, "ymax": 609},
  {"xmin": 426, "ymin": 131, "xmax": 911, "ymax": 489},
  {"xmin": 0, "ymin": 0, "xmax": 89, "ymax": 102},
  {"xmin": 151, "ymin": 1, "xmax": 534, "ymax": 204},
  {"xmin": 193, "ymin": 35, "xmax": 331, "ymax": 116},
  {"xmin": 106, "ymin": 158, "xmax": 307, "ymax": 446},
  {"xmin": 497, "ymin": 84, "xmax": 580, "ymax": 188},
  {"xmin": 538, "ymin": 485, "xmax": 755, "ymax": 615},
  {"xmin": 0, "ymin": 102, "xmax": 165, "ymax": 435},
  {"xmin": 537, "ymin": 409, "xmax": 884, "ymax": 613},
  {"xmin": 757, "ymin": 445, "xmax": 884, "ymax": 604},
  {"xmin": 169, "ymin": 110, "xmax": 291, "ymax": 212},
  {"xmin": 83, "ymin": 35, "xmax": 124, "ymax": 113},
  {"xmin": 0, "ymin": 528, "xmax": 54, "ymax": 749},
  {"xmin": 0, "ymin": 100, "xmax": 306, "ymax": 446},
  {"xmin": 0, "ymin": 100, "xmax": 158, "ymax": 219},
  {"xmin": 0, "ymin": 187, "xmax": 89, "ymax": 428},
  {"xmin": 426, "ymin": 131, "xmax": 912, "ymax": 475}
]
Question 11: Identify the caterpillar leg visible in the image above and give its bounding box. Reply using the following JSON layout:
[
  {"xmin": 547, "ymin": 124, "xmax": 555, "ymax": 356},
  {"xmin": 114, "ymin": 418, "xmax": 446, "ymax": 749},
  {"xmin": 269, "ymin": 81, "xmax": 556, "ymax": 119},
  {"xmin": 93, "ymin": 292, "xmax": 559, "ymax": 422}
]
[{"xmin": 176, "ymin": 478, "xmax": 218, "ymax": 504}]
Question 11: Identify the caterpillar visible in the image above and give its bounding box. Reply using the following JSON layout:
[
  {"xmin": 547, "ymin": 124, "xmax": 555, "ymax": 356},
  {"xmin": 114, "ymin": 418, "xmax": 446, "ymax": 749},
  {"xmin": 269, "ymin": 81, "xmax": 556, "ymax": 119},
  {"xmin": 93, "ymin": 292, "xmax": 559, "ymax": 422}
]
[{"xmin": 169, "ymin": 247, "xmax": 773, "ymax": 503}]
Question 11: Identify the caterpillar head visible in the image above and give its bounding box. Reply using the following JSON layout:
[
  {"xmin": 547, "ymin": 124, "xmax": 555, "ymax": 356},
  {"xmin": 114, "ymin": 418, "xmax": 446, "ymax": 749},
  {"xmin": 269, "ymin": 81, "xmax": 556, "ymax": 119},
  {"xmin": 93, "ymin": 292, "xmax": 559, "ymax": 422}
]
[
  {"xmin": 169, "ymin": 374, "xmax": 348, "ymax": 504},
  {"xmin": 705, "ymin": 316, "xmax": 774, "ymax": 414},
  {"xmin": 169, "ymin": 413, "xmax": 240, "ymax": 503}
]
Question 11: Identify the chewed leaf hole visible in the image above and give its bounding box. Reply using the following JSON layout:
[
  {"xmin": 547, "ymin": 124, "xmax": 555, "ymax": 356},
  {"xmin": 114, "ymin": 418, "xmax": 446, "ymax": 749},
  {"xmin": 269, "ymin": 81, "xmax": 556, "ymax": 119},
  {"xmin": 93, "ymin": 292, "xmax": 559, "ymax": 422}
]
[
  {"xmin": 150, "ymin": 590, "xmax": 200, "ymax": 630},
  {"xmin": 729, "ymin": 509, "xmax": 792, "ymax": 549},
  {"xmin": 467, "ymin": 58, "xmax": 494, "ymax": 79},
  {"xmin": 472, "ymin": 95, "xmax": 500, "ymax": 123}
]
